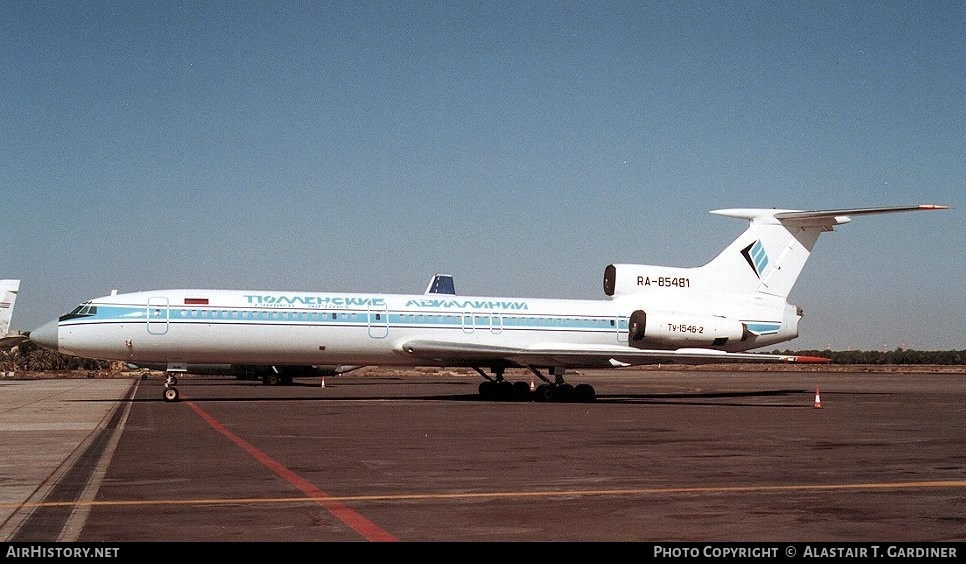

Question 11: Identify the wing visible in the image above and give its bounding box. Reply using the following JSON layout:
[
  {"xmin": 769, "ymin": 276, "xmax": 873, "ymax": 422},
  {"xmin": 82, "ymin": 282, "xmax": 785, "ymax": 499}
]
[{"xmin": 398, "ymin": 340, "xmax": 830, "ymax": 368}]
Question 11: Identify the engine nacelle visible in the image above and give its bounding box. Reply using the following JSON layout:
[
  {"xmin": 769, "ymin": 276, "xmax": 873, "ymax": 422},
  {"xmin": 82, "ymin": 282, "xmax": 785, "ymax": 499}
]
[
  {"xmin": 604, "ymin": 264, "xmax": 697, "ymax": 297},
  {"xmin": 627, "ymin": 310, "xmax": 748, "ymax": 348}
]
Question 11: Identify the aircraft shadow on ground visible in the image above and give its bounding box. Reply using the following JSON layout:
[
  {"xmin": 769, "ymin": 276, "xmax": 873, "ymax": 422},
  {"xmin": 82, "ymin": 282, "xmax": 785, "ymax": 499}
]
[{"xmin": 119, "ymin": 382, "xmax": 825, "ymax": 407}]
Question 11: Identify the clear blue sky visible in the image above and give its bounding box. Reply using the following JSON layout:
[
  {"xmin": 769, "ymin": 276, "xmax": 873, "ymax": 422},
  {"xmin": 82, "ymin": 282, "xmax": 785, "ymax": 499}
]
[{"xmin": 2, "ymin": 1, "xmax": 962, "ymax": 351}]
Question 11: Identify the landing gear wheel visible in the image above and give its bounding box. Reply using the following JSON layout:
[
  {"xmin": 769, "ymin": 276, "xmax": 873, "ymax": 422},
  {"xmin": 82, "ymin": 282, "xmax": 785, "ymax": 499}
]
[
  {"xmin": 163, "ymin": 387, "xmax": 180, "ymax": 402},
  {"xmin": 479, "ymin": 380, "xmax": 496, "ymax": 401},
  {"xmin": 555, "ymin": 383, "xmax": 574, "ymax": 402},
  {"xmin": 511, "ymin": 381, "xmax": 532, "ymax": 402},
  {"xmin": 263, "ymin": 373, "xmax": 281, "ymax": 386},
  {"xmin": 573, "ymin": 383, "xmax": 596, "ymax": 403},
  {"xmin": 140, "ymin": 373, "xmax": 148, "ymax": 381},
  {"xmin": 495, "ymin": 380, "xmax": 514, "ymax": 401}
]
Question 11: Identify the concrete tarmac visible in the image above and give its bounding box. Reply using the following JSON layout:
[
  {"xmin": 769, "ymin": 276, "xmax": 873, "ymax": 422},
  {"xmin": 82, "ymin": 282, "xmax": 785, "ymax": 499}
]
[
  {"xmin": 1, "ymin": 368, "xmax": 964, "ymax": 543},
  {"xmin": 0, "ymin": 378, "xmax": 135, "ymax": 541}
]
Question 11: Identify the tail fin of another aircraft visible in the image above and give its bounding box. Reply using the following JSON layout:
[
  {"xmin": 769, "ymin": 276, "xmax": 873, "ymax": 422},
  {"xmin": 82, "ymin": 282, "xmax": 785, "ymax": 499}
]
[
  {"xmin": 604, "ymin": 205, "xmax": 949, "ymax": 299},
  {"xmin": 425, "ymin": 273, "xmax": 456, "ymax": 295},
  {"xmin": 0, "ymin": 279, "xmax": 21, "ymax": 336}
]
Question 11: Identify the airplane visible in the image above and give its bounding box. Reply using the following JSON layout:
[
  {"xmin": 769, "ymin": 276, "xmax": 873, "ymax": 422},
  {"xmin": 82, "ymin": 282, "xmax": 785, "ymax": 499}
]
[
  {"xmin": 125, "ymin": 273, "xmax": 458, "ymax": 385},
  {"xmin": 28, "ymin": 204, "xmax": 949, "ymax": 403},
  {"xmin": 0, "ymin": 279, "xmax": 28, "ymax": 350}
]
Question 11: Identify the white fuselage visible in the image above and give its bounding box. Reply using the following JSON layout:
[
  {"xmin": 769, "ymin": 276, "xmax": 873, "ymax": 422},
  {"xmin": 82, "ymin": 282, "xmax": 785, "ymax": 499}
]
[{"xmin": 39, "ymin": 287, "xmax": 798, "ymax": 369}]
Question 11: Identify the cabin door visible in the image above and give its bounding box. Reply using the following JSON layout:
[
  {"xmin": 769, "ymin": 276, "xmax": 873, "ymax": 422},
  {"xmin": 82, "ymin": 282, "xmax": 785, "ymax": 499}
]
[
  {"xmin": 147, "ymin": 296, "xmax": 170, "ymax": 335},
  {"xmin": 367, "ymin": 302, "xmax": 389, "ymax": 338}
]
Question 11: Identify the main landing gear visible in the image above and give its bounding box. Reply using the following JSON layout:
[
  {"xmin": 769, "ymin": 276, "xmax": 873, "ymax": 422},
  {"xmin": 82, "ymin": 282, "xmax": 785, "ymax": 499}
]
[{"xmin": 473, "ymin": 366, "xmax": 596, "ymax": 403}]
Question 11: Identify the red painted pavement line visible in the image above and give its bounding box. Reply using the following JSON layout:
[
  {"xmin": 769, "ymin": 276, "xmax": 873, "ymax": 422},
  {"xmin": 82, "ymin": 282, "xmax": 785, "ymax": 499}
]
[{"xmin": 185, "ymin": 400, "xmax": 399, "ymax": 542}]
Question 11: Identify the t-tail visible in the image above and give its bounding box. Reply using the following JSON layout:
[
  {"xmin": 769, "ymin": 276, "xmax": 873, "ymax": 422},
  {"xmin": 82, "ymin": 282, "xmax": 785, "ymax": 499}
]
[
  {"xmin": 604, "ymin": 205, "xmax": 950, "ymax": 352},
  {"xmin": 606, "ymin": 205, "xmax": 949, "ymax": 301}
]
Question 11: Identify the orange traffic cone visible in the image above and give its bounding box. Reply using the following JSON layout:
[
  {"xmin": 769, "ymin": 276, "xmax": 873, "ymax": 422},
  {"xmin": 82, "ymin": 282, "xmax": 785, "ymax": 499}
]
[
  {"xmin": 813, "ymin": 387, "xmax": 822, "ymax": 409},
  {"xmin": 320, "ymin": 375, "xmax": 326, "ymax": 389},
  {"xmin": 530, "ymin": 376, "xmax": 535, "ymax": 392}
]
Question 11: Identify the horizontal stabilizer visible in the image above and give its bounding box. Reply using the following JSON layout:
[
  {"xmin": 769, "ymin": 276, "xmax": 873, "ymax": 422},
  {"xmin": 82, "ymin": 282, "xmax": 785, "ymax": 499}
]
[
  {"xmin": 773, "ymin": 204, "xmax": 950, "ymax": 222},
  {"xmin": 711, "ymin": 204, "xmax": 950, "ymax": 225}
]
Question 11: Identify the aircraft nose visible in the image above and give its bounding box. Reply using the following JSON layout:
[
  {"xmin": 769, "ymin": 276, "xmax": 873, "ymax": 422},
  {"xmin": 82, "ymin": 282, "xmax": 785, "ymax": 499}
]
[{"xmin": 29, "ymin": 320, "xmax": 60, "ymax": 351}]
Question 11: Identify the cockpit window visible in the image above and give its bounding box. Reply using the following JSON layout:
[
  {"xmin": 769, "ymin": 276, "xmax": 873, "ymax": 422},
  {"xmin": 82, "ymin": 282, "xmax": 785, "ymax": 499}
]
[{"xmin": 60, "ymin": 303, "xmax": 98, "ymax": 321}]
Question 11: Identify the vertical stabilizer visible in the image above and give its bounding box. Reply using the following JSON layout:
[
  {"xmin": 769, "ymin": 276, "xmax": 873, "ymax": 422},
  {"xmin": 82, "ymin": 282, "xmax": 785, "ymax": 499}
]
[
  {"xmin": 425, "ymin": 274, "xmax": 456, "ymax": 295},
  {"xmin": 0, "ymin": 280, "xmax": 21, "ymax": 335},
  {"xmin": 702, "ymin": 209, "xmax": 835, "ymax": 299}
]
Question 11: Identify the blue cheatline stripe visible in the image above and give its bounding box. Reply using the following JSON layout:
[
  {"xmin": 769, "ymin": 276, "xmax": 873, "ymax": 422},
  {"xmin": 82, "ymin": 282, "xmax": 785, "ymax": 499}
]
[
  {"xmin": 68, "ymin": 305, "xmax": 630, "ymax": 333},
  {"xmin": 745, "ymin": 322, "xmax": 781, "ymax": 335}
]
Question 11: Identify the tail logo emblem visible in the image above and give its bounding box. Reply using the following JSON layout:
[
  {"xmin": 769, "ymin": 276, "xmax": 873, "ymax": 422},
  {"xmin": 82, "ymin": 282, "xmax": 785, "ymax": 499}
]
[{"xmin": 741, "ymin": 240, "xmax": 770, "ymax": 278}]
